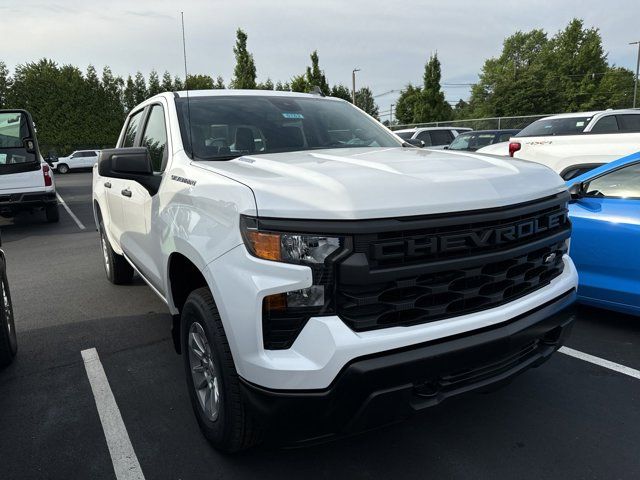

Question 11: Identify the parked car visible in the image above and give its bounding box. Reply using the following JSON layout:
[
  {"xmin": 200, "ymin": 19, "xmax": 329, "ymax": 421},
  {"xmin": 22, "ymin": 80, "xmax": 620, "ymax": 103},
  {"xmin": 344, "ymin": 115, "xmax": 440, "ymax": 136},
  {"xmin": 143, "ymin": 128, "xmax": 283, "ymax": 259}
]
[
  {"xmin": 394, "ymin": 127, "xmax": 471, "ymax": 149},
  {"xmin": 0, "ymin": 231, "xmax": 17, "ymax": 367},
  {"xmin": 567, "ymin": 151, "xmax": 640, "ymax": 316},
  {"xmin": 94, "ymin": 90, "xmax": 577, "ymax": 452},
  {"xmin": 0, "ymin": 109, "xmax": 59, "ymax": 223},
  {"xmin": 53, "ymin": 149, "xmax": 100, "ymax": 173},
  {"xmin": 476, "ymin": 141, "xmax": 510, "ymax": 156},
  {"xmin": 447, "ymin": 129, "xmax": 520, "ymax": 152},
  {"xmin": 509, "ymin": 110, "xmax": 640, "ymax": 179}
]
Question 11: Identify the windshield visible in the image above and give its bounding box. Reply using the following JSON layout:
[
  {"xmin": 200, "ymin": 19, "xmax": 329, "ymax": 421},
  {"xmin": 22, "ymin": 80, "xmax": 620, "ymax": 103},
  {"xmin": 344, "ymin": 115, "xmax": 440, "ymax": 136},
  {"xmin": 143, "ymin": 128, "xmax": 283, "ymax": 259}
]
[
  {"xmin": 395, "ymin": 131, "xmax": 415, "ymax": 140},
  {"xmin": 0, "ymin": 111, "xmax": 36, "ymax": 166},
  {"xmin": 448, "ymin": 132, "xmax": 473, "ymax": 150},
  {"xmin": 175, "ymin": 95, "xmax": 402, "ymax": 160},
  {"xmin": 516, "ymin": 117, "xmax": 591, "ymax": 137}
]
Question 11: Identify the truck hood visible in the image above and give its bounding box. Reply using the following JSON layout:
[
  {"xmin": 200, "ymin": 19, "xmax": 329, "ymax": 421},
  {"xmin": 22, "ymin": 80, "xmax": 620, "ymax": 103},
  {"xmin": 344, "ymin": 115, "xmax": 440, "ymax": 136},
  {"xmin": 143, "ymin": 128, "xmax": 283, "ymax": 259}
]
[{"xmin": 197, "ymin": 147, "xmax": 566, "ymax": 219}]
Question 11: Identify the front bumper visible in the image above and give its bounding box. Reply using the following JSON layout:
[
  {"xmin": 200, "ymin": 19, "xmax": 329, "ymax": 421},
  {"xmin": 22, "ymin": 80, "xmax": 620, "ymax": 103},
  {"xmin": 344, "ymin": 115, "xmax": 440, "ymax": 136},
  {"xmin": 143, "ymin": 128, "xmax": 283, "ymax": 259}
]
[
  {"xmin": 240, "ymin": 288, "xmax": 576, "ymax": 444},
  {"xmin": 0, "ymin": 191, "xmax": 57, "ymax": 213}
]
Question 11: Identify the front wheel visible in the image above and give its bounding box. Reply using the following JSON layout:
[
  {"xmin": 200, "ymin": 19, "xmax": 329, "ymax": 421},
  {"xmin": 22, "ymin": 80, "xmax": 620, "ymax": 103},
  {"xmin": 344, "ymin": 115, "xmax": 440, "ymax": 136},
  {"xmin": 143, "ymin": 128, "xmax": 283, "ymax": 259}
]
[
  {"xmin": 0, "ymin": 259, "xmax": 17, "ymax": 368},
  {"xmin": 181, "ymin": 287, "xmax": 262, "ymax": 452},
  {"xmin": 57, "ymin": 164, "xmax": 69, "ymax": 174},
  {"xmin": 99, "ymin": 226, "xmax": 133, "ymax": 284}
]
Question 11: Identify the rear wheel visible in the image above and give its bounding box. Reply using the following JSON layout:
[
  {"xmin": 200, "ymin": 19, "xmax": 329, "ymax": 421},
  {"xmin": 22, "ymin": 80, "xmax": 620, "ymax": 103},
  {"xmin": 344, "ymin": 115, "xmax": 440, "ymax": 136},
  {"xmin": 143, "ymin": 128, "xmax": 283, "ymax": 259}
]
[
  {"xmin": 99, "ymin": 225, "xmax": 133, "ymax": 284},
  {"xmin": 45, "ymin": 203, "xmax": 60, "ymax": 223},
  {"xmin": 0, "ymin": 258, "xmax": 17, "ymax": 368},
  {"xmin": 57, "ymin": 164, "xmax": 69, "ymax": 174},
  {"xmin": 181, "ymin": 287, "xmax": 262, "ymax": 452}
]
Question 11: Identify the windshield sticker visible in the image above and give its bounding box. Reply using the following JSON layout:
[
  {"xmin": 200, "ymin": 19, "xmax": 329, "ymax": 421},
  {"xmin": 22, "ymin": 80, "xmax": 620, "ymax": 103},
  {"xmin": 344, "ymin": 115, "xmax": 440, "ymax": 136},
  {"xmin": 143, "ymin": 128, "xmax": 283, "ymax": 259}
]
[{"xmin": 282, "ymin": 112, "xmax": 304, "ymax": 119}]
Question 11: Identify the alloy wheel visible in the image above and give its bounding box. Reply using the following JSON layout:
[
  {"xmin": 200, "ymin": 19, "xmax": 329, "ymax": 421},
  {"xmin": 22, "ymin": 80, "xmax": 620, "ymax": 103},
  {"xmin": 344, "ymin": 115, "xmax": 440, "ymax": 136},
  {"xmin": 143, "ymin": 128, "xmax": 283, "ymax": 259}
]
[{"xmin": 188, "ymin": 322, "xmax": 221, "ymax": 421}]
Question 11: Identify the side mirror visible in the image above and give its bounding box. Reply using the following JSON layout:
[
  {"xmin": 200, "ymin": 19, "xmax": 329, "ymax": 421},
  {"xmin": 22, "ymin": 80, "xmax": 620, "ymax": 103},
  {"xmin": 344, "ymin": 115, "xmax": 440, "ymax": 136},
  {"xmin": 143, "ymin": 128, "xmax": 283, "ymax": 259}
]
[
  {"xmin": 99, "ymin": 147, "xmax": 160, "ymax": 195},
  {"xmin": 403, "ymin": 138, "xmax": 425, "ymax": 148},
  {"xmin": 568, "ymin": 182, "xmax": 584, "ymax": 200}
]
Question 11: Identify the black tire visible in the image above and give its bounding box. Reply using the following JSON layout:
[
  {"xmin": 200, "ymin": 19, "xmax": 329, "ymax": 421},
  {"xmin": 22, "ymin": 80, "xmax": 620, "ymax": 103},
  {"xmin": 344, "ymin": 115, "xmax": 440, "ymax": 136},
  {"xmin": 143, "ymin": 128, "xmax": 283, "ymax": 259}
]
[
  {"xmin": 57, "ymin": 163, "xmax": 69, "ymax": 174},
  {"xmin": 99, "ymin": 224, "xmax": 133, "ymax": 285},
  {"xmin": 181, "ymin": 287, "xmax": 262, "ymax": 452},
  {"xmin": 0, "ymin": 257, "xmax": 17, "ymax": 368},
  {"xmin": 45, "ymin": 203, "xmax": 60, "ymax": 223}
]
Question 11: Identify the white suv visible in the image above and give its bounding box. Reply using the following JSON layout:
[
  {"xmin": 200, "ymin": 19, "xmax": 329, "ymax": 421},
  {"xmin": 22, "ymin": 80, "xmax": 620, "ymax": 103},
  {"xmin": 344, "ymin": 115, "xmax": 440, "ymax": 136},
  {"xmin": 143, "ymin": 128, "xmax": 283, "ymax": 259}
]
[
  {"xmin": 53, "ymin": 149, "xmax": 100, "ymax": 174},
  {"xmin": 509, "ymin": 109, "xmax": 640, "ymax": 179},
  {"xmin": 93, "ymin": 90, "xmax": 577, "ymax": 451},
  {"xmin": 394, "ymin": 126, "xmax": 471, "ymax": 149},
  {"xmin": 0, "ymin": 110, "xmax": 59, "ymax": 223}
]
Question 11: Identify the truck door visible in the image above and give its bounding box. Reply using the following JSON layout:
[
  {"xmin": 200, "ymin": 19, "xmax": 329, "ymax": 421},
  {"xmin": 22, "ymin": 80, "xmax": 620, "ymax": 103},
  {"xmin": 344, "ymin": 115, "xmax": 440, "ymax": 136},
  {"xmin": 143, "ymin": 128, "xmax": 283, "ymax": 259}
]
[
  {"xmin": 119, "ymin": 103, "xmax": 169, "ymax": 292},
  {"xmin": 103, "ymin": 109, "xmax": 145, "ymax": 244}
]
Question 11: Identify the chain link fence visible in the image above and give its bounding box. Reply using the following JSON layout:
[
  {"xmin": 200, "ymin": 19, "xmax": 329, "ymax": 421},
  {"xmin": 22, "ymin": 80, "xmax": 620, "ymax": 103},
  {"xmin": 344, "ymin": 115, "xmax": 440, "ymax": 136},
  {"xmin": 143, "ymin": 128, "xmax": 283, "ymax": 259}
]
[{"xmin": 389, "ymin": 114, "xmax": 554, "ymax": 132}]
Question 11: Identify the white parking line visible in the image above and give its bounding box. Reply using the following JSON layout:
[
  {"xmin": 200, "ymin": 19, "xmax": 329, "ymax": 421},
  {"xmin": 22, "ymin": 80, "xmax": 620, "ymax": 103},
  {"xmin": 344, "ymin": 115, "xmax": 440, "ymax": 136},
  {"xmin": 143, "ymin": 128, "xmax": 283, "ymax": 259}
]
[
  {"xmin": 81, "ymin": 348, "xmax": 145, "ymax": 480},
  {"xmin": 56, "ymin": 193, "xmax": 86, "ymax": 230},
  {"xmin": 559, "ymin": 346, "xmax": 640, "ymax": 380}
]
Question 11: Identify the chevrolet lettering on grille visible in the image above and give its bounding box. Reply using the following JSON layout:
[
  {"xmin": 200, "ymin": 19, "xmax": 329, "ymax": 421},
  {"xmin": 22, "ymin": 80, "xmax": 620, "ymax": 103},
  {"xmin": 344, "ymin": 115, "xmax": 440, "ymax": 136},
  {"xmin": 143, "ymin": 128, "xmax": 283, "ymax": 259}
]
[{"xmin": 371, "ymin": 211, "xmax": 568, "ymax": 261}]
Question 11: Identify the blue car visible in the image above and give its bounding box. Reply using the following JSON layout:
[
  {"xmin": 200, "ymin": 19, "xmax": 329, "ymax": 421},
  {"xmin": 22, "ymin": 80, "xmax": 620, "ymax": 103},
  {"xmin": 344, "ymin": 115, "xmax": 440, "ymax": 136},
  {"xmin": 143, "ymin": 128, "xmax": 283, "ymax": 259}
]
[{"xmin": 567, "ymin": 151, "xmax": 640, "ymax": 316}]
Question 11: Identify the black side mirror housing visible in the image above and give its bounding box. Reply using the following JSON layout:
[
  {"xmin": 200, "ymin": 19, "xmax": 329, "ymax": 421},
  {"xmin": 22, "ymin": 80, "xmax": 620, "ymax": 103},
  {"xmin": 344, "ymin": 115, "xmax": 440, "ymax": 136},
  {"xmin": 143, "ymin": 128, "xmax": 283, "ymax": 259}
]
[
  {"xmin": 99, "ymin": 147, "xmax": 161, "ymax": 195},
  {"xmin": 568, "ymin": 182, "xmax": 584, "ymax": 200},
  {"xmin": 403, "ymin": 138, "xmax": 425, "ymax": 148}
]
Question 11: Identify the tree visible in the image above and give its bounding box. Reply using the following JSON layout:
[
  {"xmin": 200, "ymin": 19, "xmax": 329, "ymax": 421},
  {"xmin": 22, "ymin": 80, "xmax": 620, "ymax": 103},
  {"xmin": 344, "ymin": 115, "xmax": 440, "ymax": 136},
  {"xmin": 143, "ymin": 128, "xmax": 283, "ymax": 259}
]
[
  {"xmin": 132, "ymin": 72, "xmax": 147, "ymax": 104},
  {"xmin": 173, "ymin": 76, "xmax": 184, "ymax": 91},
  {"xmin": 275, "ymin": 81, "xmax": 290, "ymax": 91},
  {"xmin": 305, "ymin": 51, "xmax": 330, "ymax": 95},
  {"xmin": 148, "ymin": 70, "xmax": 162, "ymax": 96},
  {"xmin": 186, "ymin": 74, "xmax": 214, "ymax": 89},
  {"xmin": 414, "ymin": 53, "xmax": 451, "ymax": 122},
  {"xmin": 0, "ymin": 61, "xmax": 11, "ymax": 109},
  {"xmin": 123, "ymin": 75, "xmax": 136, "ymax": 111},
  {"xmin": 290, "ymin": 74, "xmax": 308, "ymax": 93},
  {"xmin": 214, "ymin": 76, "xmax": 225, "ymax": 89},
  {"xmin": 161, "ymin": 71, "xmax": 174, "ymax": 92},
  {"xmin": 354, "ymin": 87, "xmax": 379, "ymax": 118},
  {"xmin": 330, "ymin": 84, "xmax": 352, "ymax": 102},
  {"xmin": 395, "ymin": 84, "xmax": 421, "ymax": 125},
  {"xmin": 230, "ymin": 28, "xmax": 256, "ymax": 89},
  {"xmin": 257, "ymin": 78, "xmax": 274, "ymax": 90}
]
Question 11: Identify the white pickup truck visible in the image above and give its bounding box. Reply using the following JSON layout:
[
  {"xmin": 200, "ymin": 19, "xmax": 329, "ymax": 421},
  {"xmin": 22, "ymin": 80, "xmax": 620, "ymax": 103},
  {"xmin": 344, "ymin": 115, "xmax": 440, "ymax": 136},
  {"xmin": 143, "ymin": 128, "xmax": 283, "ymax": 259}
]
[
  {"xmin": 93, "ymin": 90, "xmax": 577, "ymax": 452},
  {"xmin": 0, "ymin": 110, "xmax": 59, "ymax": 222},
  {"xmin": 508, "ymin": 109, "xmax": 640, "ymax": 179}
]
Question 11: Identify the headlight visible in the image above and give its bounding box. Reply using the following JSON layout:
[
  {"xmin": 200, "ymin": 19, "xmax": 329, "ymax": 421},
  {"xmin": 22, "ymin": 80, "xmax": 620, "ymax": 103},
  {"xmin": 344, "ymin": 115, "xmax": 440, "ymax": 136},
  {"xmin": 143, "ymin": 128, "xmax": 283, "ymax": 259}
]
[{"xmin": 240, "ymin": 216, "xmax": 346, "ymax": 349}]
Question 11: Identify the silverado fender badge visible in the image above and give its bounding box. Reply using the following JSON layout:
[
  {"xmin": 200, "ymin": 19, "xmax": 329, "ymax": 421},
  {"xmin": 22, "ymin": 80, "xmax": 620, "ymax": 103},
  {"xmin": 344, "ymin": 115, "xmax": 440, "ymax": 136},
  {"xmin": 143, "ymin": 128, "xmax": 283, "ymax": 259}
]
[{"xmin": 171, "ymin": 175, "xmax": 197, "ymax": 187}]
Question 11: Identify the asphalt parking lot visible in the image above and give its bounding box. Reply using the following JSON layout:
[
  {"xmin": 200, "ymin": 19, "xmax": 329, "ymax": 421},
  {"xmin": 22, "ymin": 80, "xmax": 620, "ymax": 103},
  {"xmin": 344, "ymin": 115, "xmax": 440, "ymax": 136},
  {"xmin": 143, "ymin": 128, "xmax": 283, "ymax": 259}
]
[{"xmin": 1, "ymin": 171, "xmax": 639, "ymax": 480}]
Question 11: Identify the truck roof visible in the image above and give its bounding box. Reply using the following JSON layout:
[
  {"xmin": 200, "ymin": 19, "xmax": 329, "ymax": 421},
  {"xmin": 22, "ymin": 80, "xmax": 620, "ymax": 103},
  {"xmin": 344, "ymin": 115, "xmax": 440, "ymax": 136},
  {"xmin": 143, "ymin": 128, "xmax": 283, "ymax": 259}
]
[
  {"xmin": 543, "ymin": 109, "xmax": 640, "ymax": 120},
  {"xmin": 172, "ymin": 89, "xmax": 343, "ymax": 101}
]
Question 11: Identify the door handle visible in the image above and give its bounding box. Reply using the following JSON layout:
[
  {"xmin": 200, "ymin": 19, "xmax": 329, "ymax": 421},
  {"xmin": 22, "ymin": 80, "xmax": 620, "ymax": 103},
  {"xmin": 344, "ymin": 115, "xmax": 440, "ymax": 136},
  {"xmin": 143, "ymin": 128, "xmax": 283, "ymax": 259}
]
[
  {"xmin": 121, "ymin": 188, "xmax": 132, "ymax": 198},
  {"xmin": 104, "ymin": 182, "xmax": 111, "ymax": 189}
]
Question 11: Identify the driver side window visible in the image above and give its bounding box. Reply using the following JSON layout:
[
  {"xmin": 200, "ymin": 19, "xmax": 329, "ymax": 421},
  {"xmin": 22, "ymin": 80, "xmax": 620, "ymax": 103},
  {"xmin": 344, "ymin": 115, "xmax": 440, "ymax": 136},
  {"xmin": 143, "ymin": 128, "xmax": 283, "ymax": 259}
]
[{"xmin": 585, "ymin": 163, "xmax": 640, "ymax": 198}]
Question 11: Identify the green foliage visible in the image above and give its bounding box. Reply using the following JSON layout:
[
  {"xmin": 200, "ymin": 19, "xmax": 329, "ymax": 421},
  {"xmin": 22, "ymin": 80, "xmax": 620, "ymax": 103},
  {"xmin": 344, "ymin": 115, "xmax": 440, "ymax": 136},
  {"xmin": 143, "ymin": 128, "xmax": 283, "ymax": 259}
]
[
  {"xmin": 161, "ymin": 71, "xmax": 174, "ymax": 92},
  {"xmin": 230, "ymin": 28, "xmax": 257, "ymax": 89},
  {"xmin": 290, "ymin": 74, "xmax": 309, "ymax": 93},
  {"xmin": 330, "ymin": 84, "xmax": 352, "ymax": 102},
  {"xmin": 148, "ymin": 70, "xmax": 162, "ymax": 96},
  {"xmin": 275, "ymin": 81, "xmax": 290, "ymax": 91},
  {"xmin": 0, "ymin": 61, "xmax": 12, "ymax": 109},
  {"xmin": 467, "ymin": 18, "xmax": 635, "ymax": 118},
  {"xmin": 257, "ymin": 78, "xmax": 274, "ymax": 90},
  {"xmin": 394, "ymin": 54, "xmax": 451, "ymax": 124},
  {"xmin": 186, "ymin": 74, "xmax": 214, "ymax": 89},
  {"xmin": 355, "ymin": 87, "xmax": 379, "ymax": 118},
  {"xmin": 305, "ymin": 51, "xmax": 330, "ymax": 95}
]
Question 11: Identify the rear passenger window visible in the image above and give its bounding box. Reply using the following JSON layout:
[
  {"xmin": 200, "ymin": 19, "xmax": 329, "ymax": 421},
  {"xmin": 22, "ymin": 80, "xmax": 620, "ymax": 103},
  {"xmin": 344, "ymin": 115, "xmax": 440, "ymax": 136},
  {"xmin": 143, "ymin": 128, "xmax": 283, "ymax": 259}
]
[
  {"xmin": 141, "ymin": 105, "xmax": 168, "ymax": 173},
  {"xmin": 618, "ymin": 114, "xmax": 640, "ymax": 132},
  {"xmin": 416, "ymin": 131, "xmax": 432, "ymax": 146},
  {"xmin": 122, "ymin": 110, "xmax": 144, "ymax": 148},
  {"xmin": 591, "ymin": 116, "xmax": 619, "ymax": 133},
  {"xmin": 430, "ymin": 130, "xmax": 453, "ymax": 146}
]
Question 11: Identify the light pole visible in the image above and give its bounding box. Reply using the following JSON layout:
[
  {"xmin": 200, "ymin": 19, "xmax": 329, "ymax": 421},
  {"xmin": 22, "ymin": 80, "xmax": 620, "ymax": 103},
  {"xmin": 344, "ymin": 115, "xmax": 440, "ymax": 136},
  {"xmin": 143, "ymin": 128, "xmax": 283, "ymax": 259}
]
[
  {"xmin": 352, "ymin": 68, "xmax": 360, "ymax": 106},
  {"xmin": 390, "ymin": 103, "xmax": 395, "ymax": 124},
  {"xmin": 631, "ymin": 41, "xmax": 640, "ymax": 108}
]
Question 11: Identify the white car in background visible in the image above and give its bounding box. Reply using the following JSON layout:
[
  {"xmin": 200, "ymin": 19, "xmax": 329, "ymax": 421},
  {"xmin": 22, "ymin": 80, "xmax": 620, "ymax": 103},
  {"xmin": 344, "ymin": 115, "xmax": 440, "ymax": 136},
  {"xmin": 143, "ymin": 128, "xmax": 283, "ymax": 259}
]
[
  {"xmin": 53, "ymin": 149, "xmax": 100, "ymax": 173},
  {"xmin": 394, "ymin": 127, "xmax": 471, "ymax": 149},
  {"xmin": 508, "ymin": 110, "xmax": 640, "ymax": 179}
]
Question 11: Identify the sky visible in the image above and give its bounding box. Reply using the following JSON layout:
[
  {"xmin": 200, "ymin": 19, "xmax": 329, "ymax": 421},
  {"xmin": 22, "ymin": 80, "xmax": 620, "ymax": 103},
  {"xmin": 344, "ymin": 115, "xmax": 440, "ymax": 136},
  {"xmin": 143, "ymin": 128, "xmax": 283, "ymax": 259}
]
[{"xmin": 2, "ymin": 0, "xmax": 639, "ymax": 119}]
